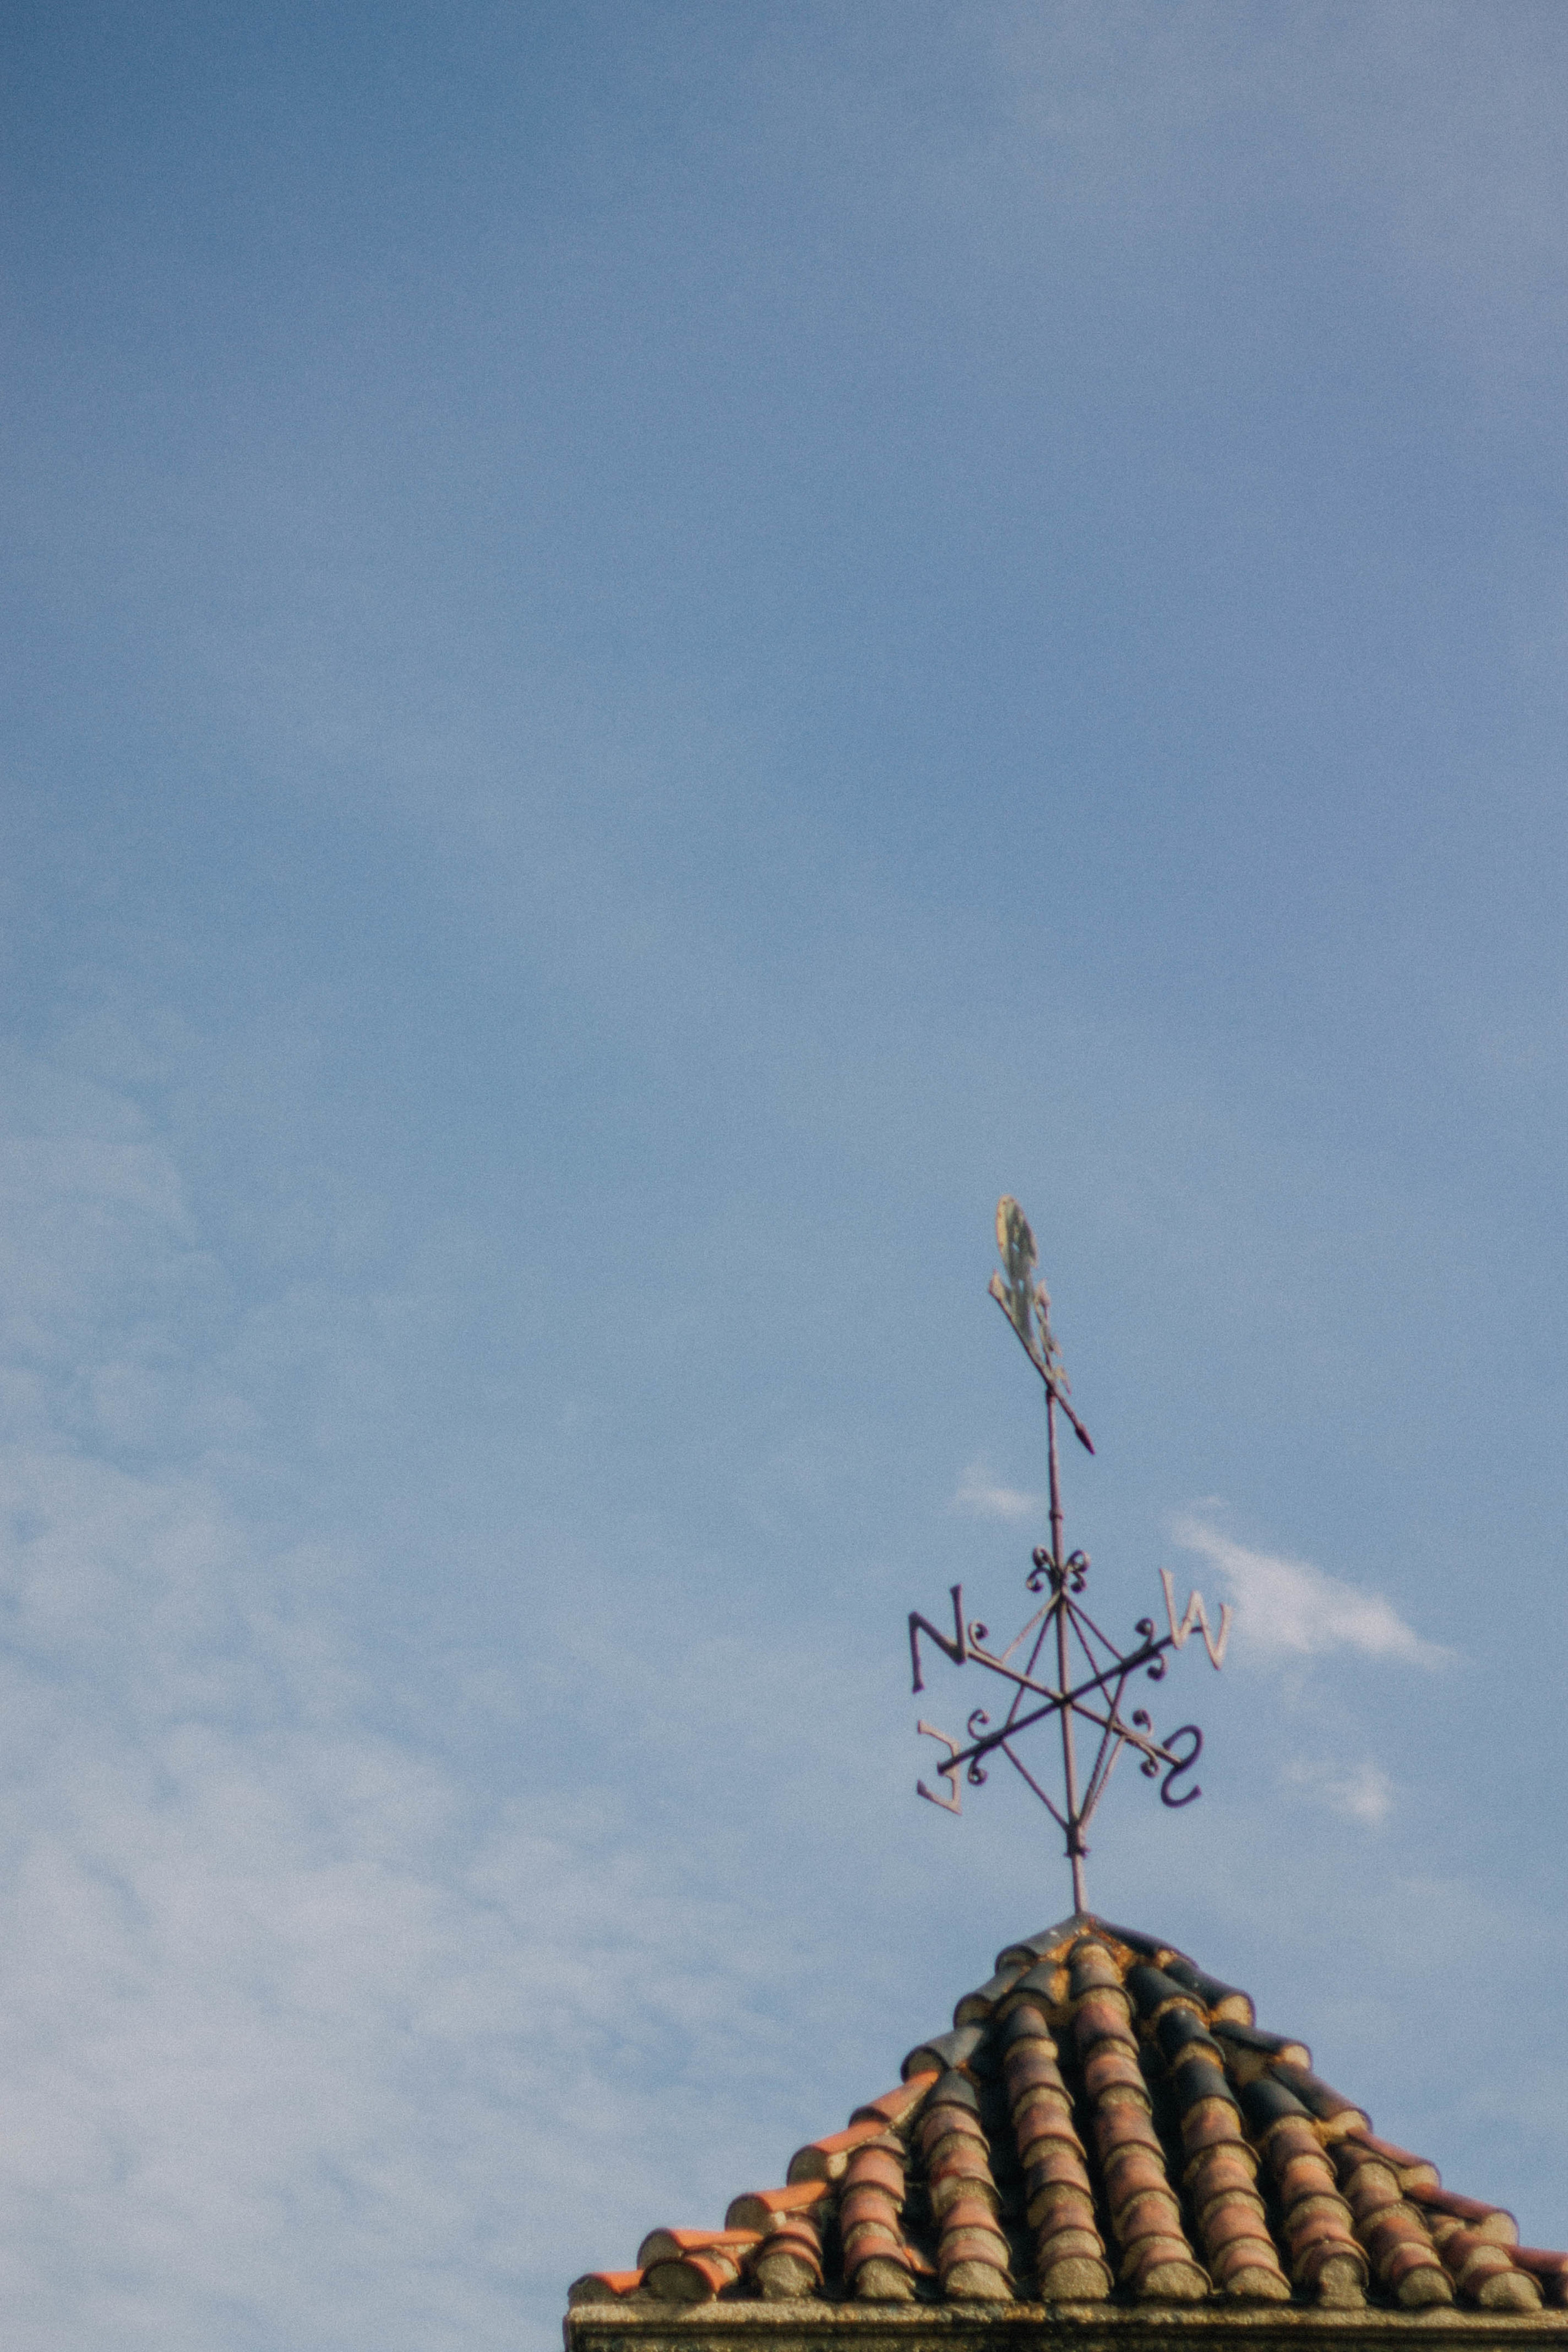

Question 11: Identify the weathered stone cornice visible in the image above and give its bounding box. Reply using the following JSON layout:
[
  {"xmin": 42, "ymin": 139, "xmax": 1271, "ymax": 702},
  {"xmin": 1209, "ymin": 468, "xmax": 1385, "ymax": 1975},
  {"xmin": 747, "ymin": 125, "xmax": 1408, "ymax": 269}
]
[{"xmin": 569, "ymin": 2304, "xmax": 1568, "ymax": 2352}]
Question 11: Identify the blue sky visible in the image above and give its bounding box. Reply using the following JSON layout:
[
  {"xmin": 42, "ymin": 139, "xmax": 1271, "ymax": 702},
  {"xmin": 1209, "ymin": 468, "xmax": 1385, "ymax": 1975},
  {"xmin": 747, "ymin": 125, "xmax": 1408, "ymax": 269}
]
[{"xmin": 5, "ymin": 4, "xmax": 1568, "ymax": 2346}]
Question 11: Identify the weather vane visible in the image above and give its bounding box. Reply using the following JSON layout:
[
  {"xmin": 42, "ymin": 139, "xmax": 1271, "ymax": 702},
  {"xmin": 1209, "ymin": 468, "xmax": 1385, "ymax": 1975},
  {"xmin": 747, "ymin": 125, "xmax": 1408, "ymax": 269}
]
[{"xmin": 908, "ymin": 1197, "xmax": 1231, "ymax": 1912}]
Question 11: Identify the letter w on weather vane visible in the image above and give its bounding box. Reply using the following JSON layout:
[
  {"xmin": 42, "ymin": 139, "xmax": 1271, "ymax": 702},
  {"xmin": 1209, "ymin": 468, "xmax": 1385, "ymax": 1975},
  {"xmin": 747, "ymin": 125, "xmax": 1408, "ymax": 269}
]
[{"xmin": 907, "ymin": 1198, "xmax": 1231, "ymax": 1914}]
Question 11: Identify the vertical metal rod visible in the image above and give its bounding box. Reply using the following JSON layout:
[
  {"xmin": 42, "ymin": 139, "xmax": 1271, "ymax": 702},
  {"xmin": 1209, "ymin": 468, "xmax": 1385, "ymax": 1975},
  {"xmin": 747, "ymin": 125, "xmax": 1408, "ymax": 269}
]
[{"xmin": 1047, "ymin": 1388, "xmax": 1088, "ymax": 1913}]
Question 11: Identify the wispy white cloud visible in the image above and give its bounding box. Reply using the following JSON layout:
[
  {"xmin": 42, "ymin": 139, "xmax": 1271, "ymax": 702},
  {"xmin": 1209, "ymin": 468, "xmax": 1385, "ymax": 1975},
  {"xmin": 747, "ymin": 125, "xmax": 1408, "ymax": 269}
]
[
  {"xmin": 0, "ymin": 1050, "xmax": 852, "ymax": 2352},
  {"xmin": 0, "ymin": 1480, "xmax": 801, "ymax": 2351},
  {"xmin": 1168, "ymin": 1512, "xmax": 1449, "ymax": 1667},
  {"xmin": 1284, "ymin": 1757, "xmax": 1396, "ymax": 1827},
  {"xmin": 951, "ymin": 1461, "xmax": 1040, "ymax": 1523}
]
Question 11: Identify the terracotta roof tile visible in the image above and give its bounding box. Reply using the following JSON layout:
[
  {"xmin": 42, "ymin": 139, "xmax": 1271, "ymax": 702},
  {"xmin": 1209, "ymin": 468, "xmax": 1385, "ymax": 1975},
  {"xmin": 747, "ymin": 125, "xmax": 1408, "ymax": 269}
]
[
  {"xmin": 1515, "ymin": 2248, "xmax": 1568, "ymax": 2304},
  {"xmin": 899, "ymin": 2023, "xmax": 990, "ymax": 2083},
  {"xmin": 569, "ymin": 1916, "xmax": 1568, "ymax": 2326},
  {"xmin": 849, "ymin": 2074, "xmax": 938, "ymax": 2131},
  {"xmin": 726, "ymin": 2184, "xmax": 832, "ymax": 2235},
  {"xmin": 567, "ymin": 2272, "xmax": 644, "ymax": 2306},
  {"xmin": 955, "ymin": 1968, "xmax": 1028, "ymax": 2027},
  {"xmin": 786, "ymin": 2119, "xmax": 893, "ymax": 2185}
]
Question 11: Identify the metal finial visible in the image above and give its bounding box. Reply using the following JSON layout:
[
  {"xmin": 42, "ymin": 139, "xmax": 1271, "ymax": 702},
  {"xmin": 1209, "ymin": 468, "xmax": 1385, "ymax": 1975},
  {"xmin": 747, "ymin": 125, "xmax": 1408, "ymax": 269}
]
[{"xmin": 908, "ymin": 1197, "xmax": 1231, "ymax": 1912}]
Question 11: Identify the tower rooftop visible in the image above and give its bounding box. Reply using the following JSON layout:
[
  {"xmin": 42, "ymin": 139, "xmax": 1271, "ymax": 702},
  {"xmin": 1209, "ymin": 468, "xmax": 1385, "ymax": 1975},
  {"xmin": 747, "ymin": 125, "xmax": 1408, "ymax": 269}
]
[{"xmin": 564, "ymin": 1914, "xmax": 1567, "ymax": 2349}]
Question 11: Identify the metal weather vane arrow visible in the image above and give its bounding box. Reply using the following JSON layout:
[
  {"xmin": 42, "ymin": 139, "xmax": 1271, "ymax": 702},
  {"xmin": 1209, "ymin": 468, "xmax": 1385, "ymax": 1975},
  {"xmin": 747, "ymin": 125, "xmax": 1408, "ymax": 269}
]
[{"xmin": 908, "ymin": 1197, "xmax": 1231, "ymax": 1913}]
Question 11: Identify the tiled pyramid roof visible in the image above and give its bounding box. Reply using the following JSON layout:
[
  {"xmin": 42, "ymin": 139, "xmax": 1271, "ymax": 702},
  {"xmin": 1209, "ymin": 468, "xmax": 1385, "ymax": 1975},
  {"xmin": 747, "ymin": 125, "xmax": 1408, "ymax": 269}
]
[{"xmin": 564, "ymin": 1913, "xmax": 1568, "ymax": 2345}]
